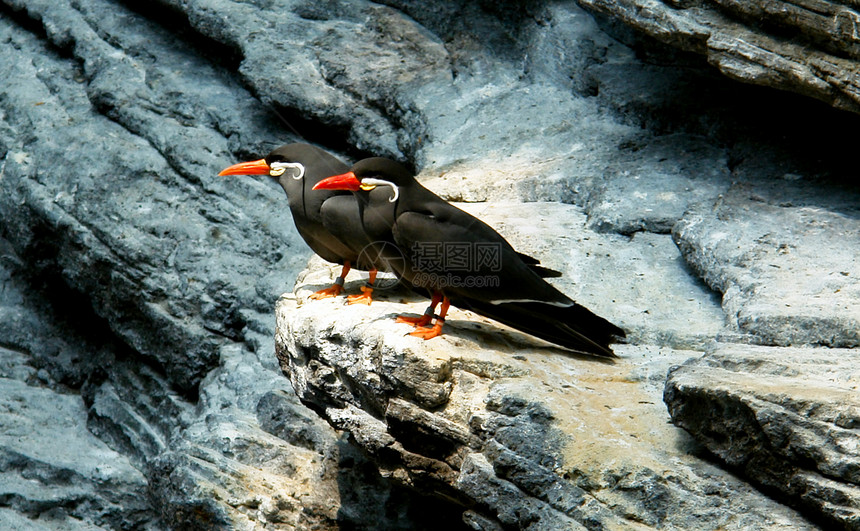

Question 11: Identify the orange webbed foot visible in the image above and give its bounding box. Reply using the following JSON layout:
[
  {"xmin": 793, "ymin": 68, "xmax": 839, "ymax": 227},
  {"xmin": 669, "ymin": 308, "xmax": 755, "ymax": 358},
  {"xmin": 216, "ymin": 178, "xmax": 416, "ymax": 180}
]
[
  {"xmin": 396, "ymin": 314, "xmax": 433, "ymax": 327},
  {"xmin": 347, "ymin": 285, "xmax": 374, "ymax": 306},
  {"xmin": 402, "ymin": 294, "xmax": 449, "ymax": 340},
  {"xmin": 409, "ymin": 322, "xmax": 444, "ymax": 340},
  {"xmin": 310, "ymin": 284, "xmax": 344, "ymax": 299},
  {"xmin": 396, "ymin": 296, "xmax": 441, "ymax": 328},
  {"xmin": 310, "ymin": 268, "xmax": 348, "ymax": 301}
]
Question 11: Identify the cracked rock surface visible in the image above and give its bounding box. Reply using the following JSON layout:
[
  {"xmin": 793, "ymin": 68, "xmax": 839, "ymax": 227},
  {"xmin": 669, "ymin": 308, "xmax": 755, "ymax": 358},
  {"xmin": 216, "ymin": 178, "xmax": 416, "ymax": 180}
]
[
  {"xmin": 277, "ymin": 261, "xmax": 814, "ymax": 529},
  {"xmin": 665, "ymin": 344, "xmax": 860, "ymax": 529},
  {"xmin": 1, "ymin": 0, "xmax": 858, "ymax": 528},
  {"xmin": 577, "ymin": 0, "xmax": 860, "ymax": 115}
]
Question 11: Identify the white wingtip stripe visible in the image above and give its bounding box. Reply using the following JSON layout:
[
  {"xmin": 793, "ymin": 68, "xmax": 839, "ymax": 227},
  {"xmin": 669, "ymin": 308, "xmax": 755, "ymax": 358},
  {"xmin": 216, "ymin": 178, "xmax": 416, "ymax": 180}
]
[{"xmin": 489, "ymin": 299, "xmax": 573, "ymax": 307}]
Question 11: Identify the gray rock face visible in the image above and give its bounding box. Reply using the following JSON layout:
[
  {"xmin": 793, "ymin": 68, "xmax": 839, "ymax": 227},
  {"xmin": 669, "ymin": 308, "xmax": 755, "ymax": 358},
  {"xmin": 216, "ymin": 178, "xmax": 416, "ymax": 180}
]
[
  {"xmin": 277, "ymin": 265, "xmax": 815, "ymax": 529},
  {"xmin": 0, "ymin": 373, "xmax": 152, "ymax": 529},
  {"xmin": 577, "ymin": 0, "xmax": 860, "ymax": 115},
  {"xmin": 0, "ymin": 239, "xmax": 159, "ymax": 530},
  {"xmin": 0, "ymin": 0, "xmax": 858, "ymax": 528},
  {"xmin": 0, "ymin": 0, "xmax": 304, "ymax": 393},
  {"xmin": 673, "ymin": 180, "xmax": 860, "ymax": 348},
  {"xmin": 0, "ymin": 236, "xmax": 439, "ymax": 529},
  {"xmin": 665, "ymin": 344, "xmax": 860, "ymax": 529},
  {"xmin": 0, "ymin": 0, "xmax": 464, "ymax": 527}
]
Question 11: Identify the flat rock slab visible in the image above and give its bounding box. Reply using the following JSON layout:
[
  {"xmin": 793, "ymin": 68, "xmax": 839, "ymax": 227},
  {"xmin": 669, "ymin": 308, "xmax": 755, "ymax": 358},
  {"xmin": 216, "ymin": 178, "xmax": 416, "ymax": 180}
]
[
  {"xmin": 665, "ymin": 343, "xmax": 860, "ymax": 529},
  {"xmin": 275, "ymin": 259, "xmax": 814, "ymax": 529},
  {"xmin": 450, "ymin": 202, "xmax": 725, "ymax": 350},
  {"xmin": 673, "ymin": 181, "xmax": 860, "ymax": 348}
]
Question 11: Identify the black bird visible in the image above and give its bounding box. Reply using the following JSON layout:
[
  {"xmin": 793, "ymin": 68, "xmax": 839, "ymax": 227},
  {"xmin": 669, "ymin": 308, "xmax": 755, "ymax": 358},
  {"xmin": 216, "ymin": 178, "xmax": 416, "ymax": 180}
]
[
  {"xmin": 219, "ymin": 143, "xmax": 379, "ymax": 304},
  {"xmin": 313, "ymin": 157, "xmax": 625, "ymax": 358}
]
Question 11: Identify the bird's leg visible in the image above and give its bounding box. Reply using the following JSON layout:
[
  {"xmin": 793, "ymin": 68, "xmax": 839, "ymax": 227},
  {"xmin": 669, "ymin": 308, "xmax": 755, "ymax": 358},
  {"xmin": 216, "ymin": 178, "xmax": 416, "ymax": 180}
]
[
  {"xmin": 409, "ymin": 295, "xmax": 449, "ymax": 340},
  {"xmin": 310, "ymin": 262, "xmax": 350, "ymax": 300},
  {"xmin": 396, "ymin": 292, "xmax": 442, "ymax": 327},
  {"xmin": 347, "ymin": 269, "xmax": 377, "ymax": 305}
]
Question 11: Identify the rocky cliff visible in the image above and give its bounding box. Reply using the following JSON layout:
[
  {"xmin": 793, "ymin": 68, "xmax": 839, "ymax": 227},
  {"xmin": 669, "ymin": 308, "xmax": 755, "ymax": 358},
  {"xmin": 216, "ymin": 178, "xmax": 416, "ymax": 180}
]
[{"xmin": 0, "ymin": 0, "xmax": 857, "ymax": 529}]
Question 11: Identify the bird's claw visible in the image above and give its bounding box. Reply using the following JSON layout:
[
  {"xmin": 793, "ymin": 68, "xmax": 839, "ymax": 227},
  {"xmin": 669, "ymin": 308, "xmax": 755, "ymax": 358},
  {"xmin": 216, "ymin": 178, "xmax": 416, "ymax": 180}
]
[
  {"xmin": 396, "ymin": 314, "xmax": 432, "ymax": 327},
  {"xmin": 310, "ymin": 284, "xmax": 344, "ymax": 300},
  {"xmin": 408, "ymin": 323, "xmax": 443, "ymax": 340},
  {"xmin": 346, "ymin": 286, "xmax": 373, "ymax": 305}
]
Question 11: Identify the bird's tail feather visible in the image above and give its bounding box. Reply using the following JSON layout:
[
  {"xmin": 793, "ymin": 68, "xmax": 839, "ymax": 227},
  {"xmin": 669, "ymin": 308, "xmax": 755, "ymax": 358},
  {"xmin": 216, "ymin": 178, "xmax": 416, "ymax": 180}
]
[{"xmin": 454, "ymin": 298, "xmax": 625, "ymax": 358}]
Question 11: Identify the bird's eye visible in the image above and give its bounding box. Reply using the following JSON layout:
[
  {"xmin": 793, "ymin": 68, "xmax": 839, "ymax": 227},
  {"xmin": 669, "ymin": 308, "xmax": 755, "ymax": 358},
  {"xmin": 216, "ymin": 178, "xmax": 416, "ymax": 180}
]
[{"xmin": 269, "ymin": 162, "xmax": 305, "ymax": 180}]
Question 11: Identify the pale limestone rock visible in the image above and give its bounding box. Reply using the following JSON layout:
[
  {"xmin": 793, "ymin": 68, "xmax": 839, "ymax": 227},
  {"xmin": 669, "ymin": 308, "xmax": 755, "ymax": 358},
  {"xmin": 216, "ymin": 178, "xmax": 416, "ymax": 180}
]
[
  {"xmin": 665, "ymin": 343, "xmax": 860, "ymax": 529},
  {"xmin": 276, "ymin": 254, "xmax": 815, "ymax": 529},
  {"xmin": 673, "ymin": 182, "xmax": 860, "ymax": 347},
  {"xmin": 0, "ymin": 378, "xmax": 151, "ymax": 528}
]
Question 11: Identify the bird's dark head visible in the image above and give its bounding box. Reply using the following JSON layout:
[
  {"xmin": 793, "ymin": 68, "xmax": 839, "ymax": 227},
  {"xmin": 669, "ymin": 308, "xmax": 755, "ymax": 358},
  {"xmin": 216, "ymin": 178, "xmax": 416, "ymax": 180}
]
[
  {"xmin": 218, "ymin": 143, "xmax": 314, "ymax": 181},
  {"xmin": 312, "ymin": 157, "xmax": 413, "ymax": 203}
]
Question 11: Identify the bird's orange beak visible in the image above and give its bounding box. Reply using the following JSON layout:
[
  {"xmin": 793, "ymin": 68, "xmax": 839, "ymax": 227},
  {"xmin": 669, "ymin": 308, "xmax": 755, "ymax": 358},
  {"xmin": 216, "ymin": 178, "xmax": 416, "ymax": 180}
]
[
  {"xmin": 218, "ymin": 158, "xmax": 270, "ymax": 176},
  {"xmin": 313, "ymin": 171, "xmax": 361, "ymax": 191}
]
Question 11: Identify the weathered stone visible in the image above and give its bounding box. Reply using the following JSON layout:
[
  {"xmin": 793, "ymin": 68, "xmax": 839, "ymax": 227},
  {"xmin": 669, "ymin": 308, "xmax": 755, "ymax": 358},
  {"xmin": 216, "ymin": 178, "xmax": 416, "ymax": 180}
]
[
  {"xmin": 673, "ymin": 181, "xmax": 860, "ymax": 348},
  {"xmin": 277, "ymin": 258, "xmax": 816, "ymax": 529},
  {"xmin": 0, "ymin": 239, "xmax": 160, "ymax": 529},
  {"xmin": 0, "ymin": 0, "xmax": 306, "ymax": 392},
  {"xmin": 1, "ymin": 0, "xmax": 858, "ymax": 527},
  {"xmin": 1, "ymin": 233, "xmax": 453, "ymax": 529},
  {"xmin": 454, "ymin": 202, "xmax": 726, "ymax": 349},
  {"xmin": 0, "ymin": 508, "xmax": 107, "ymax": 531},
  {"xmin": 0, "ymin": 375, "xmax": 154, "ymax": 529},
  {"xmin": 577, "ymin": 0, "xmax": 860, "ymax": 115},
  {"xmin": 582, "ymin": 135, "xmax": 733, "ymax": 235},
  {"xmin": 665, "ymin": 343, "xmax": 860, "ymax": 529}
]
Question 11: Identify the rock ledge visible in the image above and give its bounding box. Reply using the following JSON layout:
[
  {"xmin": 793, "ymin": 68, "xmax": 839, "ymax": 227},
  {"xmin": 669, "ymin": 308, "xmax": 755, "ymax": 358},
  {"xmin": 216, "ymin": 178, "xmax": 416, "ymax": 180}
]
[{"xmin": 276, "ymin": 259, "xmax": 815, "ymax": 529}]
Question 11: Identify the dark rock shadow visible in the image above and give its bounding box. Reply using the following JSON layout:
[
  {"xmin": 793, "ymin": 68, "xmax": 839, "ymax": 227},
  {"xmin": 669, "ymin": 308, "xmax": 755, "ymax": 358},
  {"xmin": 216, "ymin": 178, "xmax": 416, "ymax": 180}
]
[{"xmin": 334, "ymin": 436, "xmax": 471, "ymax": 530}]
